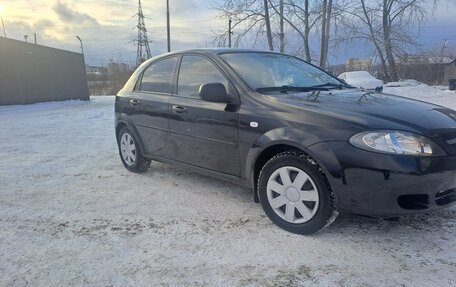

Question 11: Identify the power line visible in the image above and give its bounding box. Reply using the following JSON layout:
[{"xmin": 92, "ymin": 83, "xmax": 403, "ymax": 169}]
[{"xmin": 134, "ymin": 0, "xmax": 152, "ymax": 67}]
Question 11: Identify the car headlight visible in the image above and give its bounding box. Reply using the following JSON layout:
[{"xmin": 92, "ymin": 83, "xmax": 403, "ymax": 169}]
[{"xmin": 349, "ymin": 131, "xmax": 445, "ymax": 156}]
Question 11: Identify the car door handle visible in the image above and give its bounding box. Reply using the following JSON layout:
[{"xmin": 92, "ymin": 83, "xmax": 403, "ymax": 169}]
[
  {"xmin": 130, "ymin": 99, "xmax": 140, "ymax": 107},
  {"xmin": 172, "ymin": 105, "xmax": 186, "ymax": 113}
]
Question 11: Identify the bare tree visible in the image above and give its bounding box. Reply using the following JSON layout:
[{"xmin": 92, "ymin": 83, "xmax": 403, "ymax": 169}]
[
  {"xmin": 337, "ymin": 0, "xmax": 435, "ymax": 81},
  {"xmin": 298, "ymin": 0, "xmax": 313, "ymax": 62},
  {"xmin": 264, "ymin": 0, "xmax": 274, "ymax": 50},
  {"xmin": 215, "ymin": 0, "xmax": 337, "ymax": 64},
  {"xmin": 337, "ymin": 0, "xmax": 390, "ymax": 79},
  {"xmin": 381, "ymin": 0, "xmax": 435, "ymax": 81},
  {"xmin": 270, "ymin": 0, "xmax": 337, "ymax": 65},
  {"xmin": 319, "ymin": 0, "xmax": 333, "ymax": 68},
  {"xmin": 213, "ymin": 0, "xmax": 277, "ymax": 50},
  {"xmin": 267, "ymin": 0, "xmax": 320, "ymax": 62},
  {"xmin": 279, "ymin": 0, "xmax": 285, "ymax": 52}
]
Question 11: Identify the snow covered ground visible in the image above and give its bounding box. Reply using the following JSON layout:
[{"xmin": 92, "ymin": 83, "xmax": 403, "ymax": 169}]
[
  {"xmin": 1, "ymin": 85, "xmax": 455, "ymax": 286},
  {"xmin": 384, "ymin": 80, "xmax": 456, "ymax": 110}
]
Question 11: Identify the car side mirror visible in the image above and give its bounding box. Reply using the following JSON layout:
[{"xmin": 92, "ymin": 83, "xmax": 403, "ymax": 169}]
[{"xmin": 199, "ymin": 83, "xmax": 228, "ymax": 103}]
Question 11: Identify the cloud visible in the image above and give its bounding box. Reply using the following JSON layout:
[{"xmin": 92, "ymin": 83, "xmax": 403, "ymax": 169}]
[
  {"xmin": 1, "ymin": 0, "xmax": 224, "ymax": 66},
  {"xmin": 52, "ymin": 0, "xmax": 99, "ymax": 26},
  {"xmin": 7, "ymin": 19, "xmax": 32, "ymax": 31},
  {"xmin": 33, "ymin": 19, "xmax": 54, "ymax": 31}
]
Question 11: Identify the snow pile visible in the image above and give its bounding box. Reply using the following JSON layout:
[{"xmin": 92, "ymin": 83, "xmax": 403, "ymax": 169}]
[
  {"xmin": 384, "ymin": 80, "xmax": 456, "ymax": 110},
  {"xmin": 384, "ymin": 79, "xmax": 423, "ymax": 87},
  {"xmin": 339, "ymin": 71, "xmax": 383, "ymax": 90}
]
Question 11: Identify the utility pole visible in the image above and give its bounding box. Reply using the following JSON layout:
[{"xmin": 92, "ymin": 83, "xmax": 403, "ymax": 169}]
[
  {"xmin": 76, "ymin": 36, "xmax": 84, "ymax": 55},
  {"xmin": 228, "ymin": 18, "xmax": 232, "ymax": 48},
  {"xmin": 166, "ymin": 0, "xmax": 170, "ymax": 52},
  {"xmin": 134, "ymin": 0, "xmax": 152, "ymax": 67},
  {"xmin": 34, "ymin": 33, "xmax": 37, "ymax": 44},
  {"xmin": 440, "ymin": 39, "xmax": 448, "ymax": 55},
  {"xmin": 1, "ymin": 17, "xmax": 6, "ymax": 37}
]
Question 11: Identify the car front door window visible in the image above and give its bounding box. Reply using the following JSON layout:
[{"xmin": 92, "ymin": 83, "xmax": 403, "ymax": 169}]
[{"xmin": 177, "ymin": 56, "xmax": 228, "ymax": 99}]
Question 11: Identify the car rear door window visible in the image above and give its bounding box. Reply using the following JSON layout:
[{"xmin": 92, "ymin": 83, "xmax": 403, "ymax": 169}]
[
  {"xmin": 140, "ymin": 57, "xmax": 177, "ymax": 94},
  {"xmin": 177, "ymin": 55, "xmax": 228, "ymax": 98}
]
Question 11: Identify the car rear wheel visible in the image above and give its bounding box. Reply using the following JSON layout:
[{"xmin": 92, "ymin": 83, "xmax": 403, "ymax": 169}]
[
  {"xmin": 118, "ymin": 127, "xmax": 150, "ymax": 173},
  {"xmin": 258, "ymin": 151, "xmax": 338, "ymax": 234}
]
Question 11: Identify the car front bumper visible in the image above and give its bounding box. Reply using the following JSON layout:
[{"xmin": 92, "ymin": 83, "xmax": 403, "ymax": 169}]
[{"xmin": 308, "ymin": 141, "xmax": 456, "ymax": 217}]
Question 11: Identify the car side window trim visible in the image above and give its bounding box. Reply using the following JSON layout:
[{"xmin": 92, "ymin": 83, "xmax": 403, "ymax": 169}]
[
  {"xmin": 134, "ymin": 56, "xmax": 178, "ymax": 95},
  {"xmin": 171, "ymin": 54, "xmax": 182, "ymax": 95}
]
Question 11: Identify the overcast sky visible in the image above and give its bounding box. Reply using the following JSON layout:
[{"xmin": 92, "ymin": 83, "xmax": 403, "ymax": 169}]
[{"xmin": 1, "ymin": 0, "xmax": 455, "ymax": 67}]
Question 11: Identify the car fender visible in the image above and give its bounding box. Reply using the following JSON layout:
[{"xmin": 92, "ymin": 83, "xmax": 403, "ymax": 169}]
[
  {"xmin": 115, "ymin": 114, "xmax": 147, "ymax": 156},
  {"xmin": 245, "ymin": 127, "xmax": 334, "ymax": 186}
]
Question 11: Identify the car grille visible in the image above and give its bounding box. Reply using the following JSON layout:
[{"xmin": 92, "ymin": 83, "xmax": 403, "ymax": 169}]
[
  {"xmin": 397, "ymin": 194, "xmax": 429, "ymax": 210},
  {"xmin": 396, "ymin": 188, "xmax": 456, "ymax": 210}
]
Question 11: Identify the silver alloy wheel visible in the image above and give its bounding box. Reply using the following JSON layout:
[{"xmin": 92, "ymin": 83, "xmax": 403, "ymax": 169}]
[
  {"xmin": 120, "ymin": 133, "xmax": 136, "ymax": 166},
  {"xmin": 267, "ymin": 166, "xmax": 320, "ymax": 224}
]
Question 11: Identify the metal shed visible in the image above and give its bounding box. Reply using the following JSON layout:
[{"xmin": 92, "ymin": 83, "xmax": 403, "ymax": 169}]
[{"xmin": 0, "ymin": 37, "xmax": 89, "ymax": 105}]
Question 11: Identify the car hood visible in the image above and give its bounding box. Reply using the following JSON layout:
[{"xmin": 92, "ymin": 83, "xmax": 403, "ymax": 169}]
[{"xmin": 267, "ymin": 89, "xmax": 456, "ymax": 136}]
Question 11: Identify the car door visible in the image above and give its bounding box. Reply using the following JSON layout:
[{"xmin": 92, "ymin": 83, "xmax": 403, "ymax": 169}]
[
  {"xmin": 169, "ymin": 54, "xmax": 240, "ymax": 176},
  {"xmin": 128, "ymin": 56, "xmax": 177, "ymax": 158}
]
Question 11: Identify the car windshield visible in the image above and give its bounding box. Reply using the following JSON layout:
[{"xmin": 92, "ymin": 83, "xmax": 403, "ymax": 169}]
[{"xmin": 219, "ymin": 52, "xmax": 343, "ymax": 91}]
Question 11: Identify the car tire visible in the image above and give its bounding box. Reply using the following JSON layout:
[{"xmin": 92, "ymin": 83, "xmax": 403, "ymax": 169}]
[
  {"xmin": 117, "ymin": 127, "xmax": 150, "ymax": 173},
  {"xmin": 258, "ymin": 151, "xmax": 338, "ymax": 234}
]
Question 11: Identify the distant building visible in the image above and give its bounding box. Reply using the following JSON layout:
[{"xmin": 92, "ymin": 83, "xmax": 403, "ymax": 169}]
[
  {"xmin": 444, "ymin": 60, "xmax": 456, "ymax": 84},
  {"xmin": 0, "ymin": 37, "xmax": 89, "ymax": 105},
  {"xmin": 399, "ymin": 55, "xmax": 453, "ymax": 65},
  {"xmin": 85, "ymin": 65, "xmax": 109, "ymax": 95},
  {"xmin": 398, "ymin": 54, "xmax": 455, "ymax": 85},
  {"xmin": 346, "ymin": 58, "xmax": 372, "ymax": 71},
  {"xmin": 107, "ymin": 62, "xmax": 130, "ymax": 76},
  {"xmin": 85, "ymin": 63, "xmax": 132, "ymax": 96},
  {"xmin": 86, "ymin": 65, "xmax": 108, "ymax": 75}
]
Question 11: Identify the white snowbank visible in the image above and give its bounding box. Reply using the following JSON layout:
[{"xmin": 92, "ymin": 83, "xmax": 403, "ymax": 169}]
[
  {"xmin": 384, "ymin": 79, "xmax": 423, "ymax": 87},
  {"xmin": 385, "ymin": 81, "xmax": 456, "ymax": 110}
]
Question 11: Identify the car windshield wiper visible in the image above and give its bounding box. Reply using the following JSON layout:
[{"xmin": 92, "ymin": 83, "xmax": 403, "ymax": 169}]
[
  {"xmin": 256, "ymin": 85, "xmax": 325, "ymax": 93},
  {"xmin": 307, "ymin": 82, "xmax": 347, "ymax": 89}
]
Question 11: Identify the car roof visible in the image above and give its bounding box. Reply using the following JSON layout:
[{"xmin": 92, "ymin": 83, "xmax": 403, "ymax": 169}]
[
  {"xmin": 344, "ymin": 71, "xmax": 371, "ymax": 76},
  {"xmin": 139, "ymin": 48, "xmax": 287, "ymax": 70},
  {"xmin": 341, "ymin": 71, "xmax": 374, "ymax": 78},
  {"xmin": 168, "ymin": 48, "xmax": 278, "ymax": 56},
  {"xmin": 146, "ymin": 48, "xmax": 286, "ymax": 62}
]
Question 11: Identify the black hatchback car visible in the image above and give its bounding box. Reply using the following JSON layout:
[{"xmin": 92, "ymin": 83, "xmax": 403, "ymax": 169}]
[{"xmin": 115, "ymin": 49, "xmax": 456, "ymax": 234}]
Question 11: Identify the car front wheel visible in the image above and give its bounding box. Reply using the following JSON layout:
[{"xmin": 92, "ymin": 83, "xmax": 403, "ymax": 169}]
[
  {"xmin": 258, "ymin": 151, "xmax": 338, "ymax": 234},
  {"xmin": 118, "ymin": 127, "xmax": 150, "ymax": 173}
]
